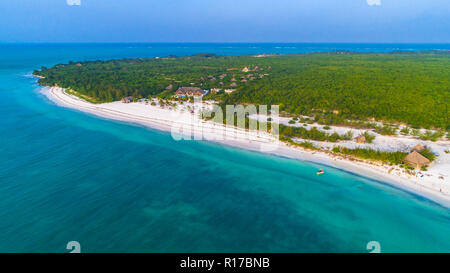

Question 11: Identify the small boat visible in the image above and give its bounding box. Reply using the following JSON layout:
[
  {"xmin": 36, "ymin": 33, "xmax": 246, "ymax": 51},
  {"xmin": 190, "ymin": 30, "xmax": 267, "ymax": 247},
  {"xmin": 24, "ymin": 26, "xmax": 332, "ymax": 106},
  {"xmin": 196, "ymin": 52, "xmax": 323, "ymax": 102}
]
[{"xmin": 316, "ymin": 169, "xmax": 325, "ymax": 175}]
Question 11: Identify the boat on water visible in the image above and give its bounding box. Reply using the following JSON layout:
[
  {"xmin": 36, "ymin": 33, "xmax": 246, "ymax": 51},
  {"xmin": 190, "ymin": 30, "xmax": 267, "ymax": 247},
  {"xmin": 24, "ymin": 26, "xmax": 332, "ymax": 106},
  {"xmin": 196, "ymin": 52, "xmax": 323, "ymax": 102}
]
[{"xmin": 316, "ymin": 169, "xmax": 325, "ymax": 175}]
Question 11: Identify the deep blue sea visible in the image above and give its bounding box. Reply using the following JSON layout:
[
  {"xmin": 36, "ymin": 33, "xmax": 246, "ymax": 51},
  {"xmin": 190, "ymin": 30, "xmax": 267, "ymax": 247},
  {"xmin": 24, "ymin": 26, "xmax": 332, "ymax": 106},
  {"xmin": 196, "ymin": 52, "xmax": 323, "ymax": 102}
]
[{"xmin": 0, "ymin": 43, "xmax": 449, "ymax": 253}]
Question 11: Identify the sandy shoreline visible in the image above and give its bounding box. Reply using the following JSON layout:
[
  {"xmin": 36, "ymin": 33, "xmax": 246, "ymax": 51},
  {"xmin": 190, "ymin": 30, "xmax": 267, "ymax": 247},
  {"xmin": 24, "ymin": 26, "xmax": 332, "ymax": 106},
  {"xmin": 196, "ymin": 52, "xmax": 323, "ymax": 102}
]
[{"xmin": 40, "ymin": 86, "xmax": 450, "ymax": 207}]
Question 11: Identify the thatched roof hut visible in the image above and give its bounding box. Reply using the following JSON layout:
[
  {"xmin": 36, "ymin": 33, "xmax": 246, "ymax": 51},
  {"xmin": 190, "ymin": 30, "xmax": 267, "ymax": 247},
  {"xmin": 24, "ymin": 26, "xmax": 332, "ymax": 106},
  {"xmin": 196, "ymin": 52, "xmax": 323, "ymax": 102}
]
[
  {"xmin": 404, "ymin": 151, "xmax": 430, "ymax": 169},
  {"xmin": 411, "ymin": 144, "xmax": 425, "ymax": 152},
  {"xmin": 355, "ymin": 135, "xmax": 366, "ymax": 143}
]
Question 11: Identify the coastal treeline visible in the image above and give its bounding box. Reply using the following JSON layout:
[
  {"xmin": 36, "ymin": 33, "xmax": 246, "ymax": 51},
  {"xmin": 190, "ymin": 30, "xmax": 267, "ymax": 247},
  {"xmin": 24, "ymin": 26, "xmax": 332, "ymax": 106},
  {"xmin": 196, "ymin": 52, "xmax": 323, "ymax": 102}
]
[
  {"xmin": 332, "ymin": 146, "xmax": 409, "ymax": 165},
  {"xmin": 34, "ymin": 52, "xmax": 450, "ymax": 129},
  {"xmin": 279, "ymin": 124, "xmax": 353, "ymax": 142}
]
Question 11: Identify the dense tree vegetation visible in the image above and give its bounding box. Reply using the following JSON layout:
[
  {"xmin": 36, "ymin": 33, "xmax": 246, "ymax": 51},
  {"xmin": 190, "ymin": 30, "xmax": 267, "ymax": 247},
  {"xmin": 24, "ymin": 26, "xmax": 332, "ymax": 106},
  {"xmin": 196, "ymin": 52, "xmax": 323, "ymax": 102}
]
[
  {"xmin": 35, "ymin": 51, "xmax": 450, "ymax": 129},
  {"xmin": 279, "ymin": 124, "xmax": 353, "ymax": 142},
  {"xmin": 418, "ymin": 148, "xmax": 436, "ymax": 162},
  {"xmin": 332, "ymin": 146, "xmax": 408, "ymax": 165}
]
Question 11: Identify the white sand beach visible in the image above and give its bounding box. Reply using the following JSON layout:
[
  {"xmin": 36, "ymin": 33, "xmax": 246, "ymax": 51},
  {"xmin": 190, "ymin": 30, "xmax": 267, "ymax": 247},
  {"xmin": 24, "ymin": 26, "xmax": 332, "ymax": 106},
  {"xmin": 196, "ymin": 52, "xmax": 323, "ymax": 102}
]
[{"xmin": 41, "ymin": 86, "xmax": 450, "ymax": 207}]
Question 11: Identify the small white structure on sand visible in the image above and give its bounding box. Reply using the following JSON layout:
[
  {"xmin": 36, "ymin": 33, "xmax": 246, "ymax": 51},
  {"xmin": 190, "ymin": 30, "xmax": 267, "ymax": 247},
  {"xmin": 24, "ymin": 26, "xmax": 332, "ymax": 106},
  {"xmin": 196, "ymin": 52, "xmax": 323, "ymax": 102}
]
[{"xmin": 224, "ymin": 89, "xmax": 236, "ymax": 94}]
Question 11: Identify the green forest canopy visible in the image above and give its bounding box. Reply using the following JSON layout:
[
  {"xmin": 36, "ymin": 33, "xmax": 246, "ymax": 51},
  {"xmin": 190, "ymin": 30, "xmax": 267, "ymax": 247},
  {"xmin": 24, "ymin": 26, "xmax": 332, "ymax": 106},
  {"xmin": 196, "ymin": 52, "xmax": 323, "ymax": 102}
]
[{"xmin": 34, "ymin": 52, "xmax": 450, "ymax": 130}]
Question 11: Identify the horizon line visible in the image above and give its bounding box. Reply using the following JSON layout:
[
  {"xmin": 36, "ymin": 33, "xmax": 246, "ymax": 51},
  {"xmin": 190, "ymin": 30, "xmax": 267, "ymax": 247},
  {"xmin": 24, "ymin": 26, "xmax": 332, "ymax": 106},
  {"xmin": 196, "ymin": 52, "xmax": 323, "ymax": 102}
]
[{"xmin": 1, "ymin": 42, "xmax": 450, "ymax": 45}]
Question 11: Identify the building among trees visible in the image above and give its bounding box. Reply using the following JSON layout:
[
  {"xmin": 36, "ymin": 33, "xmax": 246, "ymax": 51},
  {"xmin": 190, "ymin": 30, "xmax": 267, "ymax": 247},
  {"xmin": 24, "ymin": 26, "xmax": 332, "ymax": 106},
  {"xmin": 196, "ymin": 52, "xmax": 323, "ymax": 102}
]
[
  {"xmin": 121, "ymin": 96, "xmax": 133, "ymax": 103},
  {"xmin": 175, "ymin": 87, "xmax": 207, "ymax": 98}
]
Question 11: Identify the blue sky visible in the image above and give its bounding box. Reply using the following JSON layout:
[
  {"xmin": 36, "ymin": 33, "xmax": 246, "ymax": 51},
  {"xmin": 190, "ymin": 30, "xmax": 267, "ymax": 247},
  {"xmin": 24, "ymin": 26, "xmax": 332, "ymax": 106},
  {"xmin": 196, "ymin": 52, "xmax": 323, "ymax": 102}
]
[{"xmin": 0, "ymin": 0, "xmax": 449, "ymax": 43}]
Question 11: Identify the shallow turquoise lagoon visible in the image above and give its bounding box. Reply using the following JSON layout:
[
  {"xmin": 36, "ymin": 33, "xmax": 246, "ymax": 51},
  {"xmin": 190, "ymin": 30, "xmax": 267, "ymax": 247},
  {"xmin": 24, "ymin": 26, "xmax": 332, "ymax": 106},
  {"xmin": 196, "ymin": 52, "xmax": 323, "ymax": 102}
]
[{"xmin": 0, "ymin": 43, "xmax": 449, "ymax": 252}]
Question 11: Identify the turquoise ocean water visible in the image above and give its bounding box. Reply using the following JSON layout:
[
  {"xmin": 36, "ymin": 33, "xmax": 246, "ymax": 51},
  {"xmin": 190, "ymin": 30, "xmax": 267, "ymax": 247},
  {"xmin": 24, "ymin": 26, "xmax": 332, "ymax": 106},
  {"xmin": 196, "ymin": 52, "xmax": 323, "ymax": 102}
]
[{"xmin": 0, "ymin": 43, "xmax": 449, "ymax": 253}]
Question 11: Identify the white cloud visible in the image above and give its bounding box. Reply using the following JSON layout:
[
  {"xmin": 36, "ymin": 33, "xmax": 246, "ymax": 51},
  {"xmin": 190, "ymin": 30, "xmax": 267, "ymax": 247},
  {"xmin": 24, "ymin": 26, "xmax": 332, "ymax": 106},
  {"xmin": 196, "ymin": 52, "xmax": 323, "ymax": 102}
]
[
  {"xmin": 66, "ymin": 0, "xmax": 81, "ymax": 6},
  {"xmin": 366, "ymin": 0, "xmax": 381, "ymax": 6}
]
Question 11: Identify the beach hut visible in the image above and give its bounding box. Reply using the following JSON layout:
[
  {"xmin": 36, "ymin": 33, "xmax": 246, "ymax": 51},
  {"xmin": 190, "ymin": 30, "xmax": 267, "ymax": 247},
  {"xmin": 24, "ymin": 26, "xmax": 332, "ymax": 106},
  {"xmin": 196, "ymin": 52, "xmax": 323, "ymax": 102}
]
[
  {"xmin": 355, "ymin": 135, "xmax": 366, "ymax": 143},
  {"xmin": 121, "ymin": 96, "xmax": 133, "ymax": 103},
  {"xmin": 404, "ymin": 151, "xmax": 430, "ymax": 169},
  {"xmin": 411, "ymin": 144, "xmax": 425, "ymax": 152}
]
